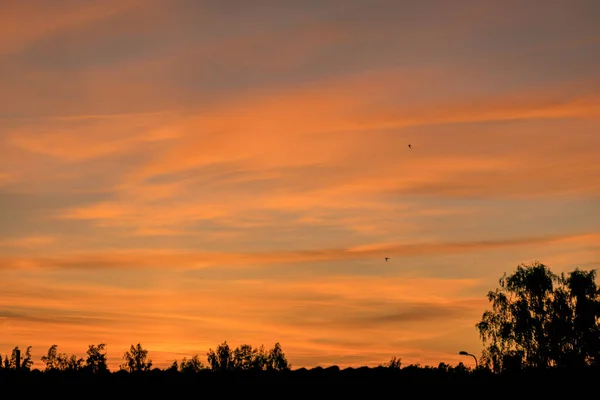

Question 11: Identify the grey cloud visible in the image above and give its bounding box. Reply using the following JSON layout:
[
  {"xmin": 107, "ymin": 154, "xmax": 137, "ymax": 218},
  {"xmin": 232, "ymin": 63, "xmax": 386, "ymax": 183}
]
[
  {"xmin": 275, "ymin": 300, "xmax": 479, "ymax": 331},
  {"xmin": 3, "ymin": 0, "xmax": 599, "ymax": 119},
  {"xmin": 0, "ymin": 191, "xmax": 113, "ymax": 237},
  {"xmin": 363, "ymin": 303, "xmax": 474, "ymax": 325},
  {"xmin": 0, "ymin": 307, "xmax": 119, "ymax": 327}
]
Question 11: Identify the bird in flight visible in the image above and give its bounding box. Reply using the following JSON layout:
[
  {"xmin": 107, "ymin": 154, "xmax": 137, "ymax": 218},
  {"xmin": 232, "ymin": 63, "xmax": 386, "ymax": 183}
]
[
  {"xmin": 408, "ymin": 144, "xmax": 412, "ymax": 149},
  {"xmin": 385, "ymin": 257, "xmax": 389, "ymax": 262}
]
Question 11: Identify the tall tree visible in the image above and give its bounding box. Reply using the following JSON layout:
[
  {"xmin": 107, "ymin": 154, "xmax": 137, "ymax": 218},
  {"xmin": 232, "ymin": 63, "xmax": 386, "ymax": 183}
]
[
  {"xmin": 476, "ymin": 262, "xmax": 600, "ymax": 372},
  {"xmin": 41, "ymin": 344, "xmax": 60, "ymax": 371},
  {"xmin": 251, "ymin": 345, "xmax": 268, "ymax": 370},
  {"xmin": 266, "ymin": 342, "xmax": 290, "ymax": 371},
  {"xmin": 121, "ymin": 343, "xmax": 152, "ymax": 372},
  {"xmin": 10, "ymin": 346, "xmax": 33, "ymax": 370},
  {"xmin": 207, "ymin": 341, "xmax": 232, "ymax": 372},
  {"xmin": 566, "ymin": 269, "xmax": 600, "ymax": 366},
  {"xmin": 232, "ymin": 344, "xmax": 258, "ymax": 371},
  {"xmin": 86, "ymin": 343, "xmax": 108, "ymax": 373},
  {"xmin": 41, "ymin": 345, "xmax": 84, "ymax": 371}
]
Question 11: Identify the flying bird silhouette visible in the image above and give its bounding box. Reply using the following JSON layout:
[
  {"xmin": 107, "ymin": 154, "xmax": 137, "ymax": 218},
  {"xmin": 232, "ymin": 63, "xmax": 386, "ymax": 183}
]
[{"xmin": 385, "ymin": 257, "xmax": 389, "ymax": 262}]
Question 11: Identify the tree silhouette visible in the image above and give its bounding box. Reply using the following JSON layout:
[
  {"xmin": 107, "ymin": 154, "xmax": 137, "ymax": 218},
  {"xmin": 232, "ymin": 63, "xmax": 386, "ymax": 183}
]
[
  {"xmin": 266, "ymin": 342, "xmax": 290, "ymax": 371},
  {"xmin": 9, "ymin": 346, "xmax": 33, "ymax": 370},
  {"xmin": 233, "ymin": 344, "xmax": 268, "ymax": 371},
  {"xmin": 565, "ymin": 268, "xmax": 600, "ymax": 366},
  {"xmin": 86, "ymin": 343, "xmax": 108, "ymax": 373},
  {"xmin": 380, "ymin": 356, "xmax": 402, "ymax": 369},
  {"xmin": 65, "ymin": 354, "xmax": 84, "ymax": 371},
  {"xmin": 21, "ymin": 346, "xmax": 33, "ymax": 370},
  {"xmin": 41, "ymin": 344, "xmax": 62, "ymax": 371},
  {"xmin": 252, "ymin": 345, "xmax": 268, "ymax": 370},
  {"xmin": 206, "ymin": 341, "xmax": 291, "ymax": 372},
  {"xmin": 179, "ymin": 354, "xmax": 205, "ymax": 373},
  {"xmin": 207, "ymin": 341, "xmax": 232, "ymax": 371},
  {"xmin": 121, "ymin": 343, "xmax": 152, "ymax": 372},
  {"xmin": 476, "ymin": 261, "xmax": 600, "ymax": 372},
  {"xmin": 233, "ymin": 344, "xmax": 255, "ymax": 371},
  {"xmin": 41, "ymin": 344, "xmax": 84, "ymax": 371}
]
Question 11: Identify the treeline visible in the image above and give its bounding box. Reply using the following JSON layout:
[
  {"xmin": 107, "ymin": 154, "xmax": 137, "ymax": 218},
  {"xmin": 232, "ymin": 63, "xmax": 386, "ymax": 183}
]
[
  {"xmin": 0, "ymin": 341, "xmax": 290, "ymax": 373},
  {"xmin": 2, "ymin": 358, "xmax": 600, "ymax": 386}
]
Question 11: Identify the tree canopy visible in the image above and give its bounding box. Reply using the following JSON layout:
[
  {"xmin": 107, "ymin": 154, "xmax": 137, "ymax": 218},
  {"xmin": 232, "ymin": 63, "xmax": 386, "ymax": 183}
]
[{"xmin": 476, "ymin": 261, "xmax": 600, "ymax": 372}]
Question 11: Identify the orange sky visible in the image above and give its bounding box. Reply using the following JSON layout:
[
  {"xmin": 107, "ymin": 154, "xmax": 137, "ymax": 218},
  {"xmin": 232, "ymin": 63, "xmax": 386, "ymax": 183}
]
[{"xmin": 1, "ymin": 0, "xmax": 599, "ymax": 370}]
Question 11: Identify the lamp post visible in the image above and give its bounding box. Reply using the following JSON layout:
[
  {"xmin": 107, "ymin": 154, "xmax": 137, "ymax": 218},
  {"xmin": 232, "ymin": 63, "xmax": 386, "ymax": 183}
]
[{"xmin": 458, "ymin": 350, "xmax": 478, "ymax": 369}]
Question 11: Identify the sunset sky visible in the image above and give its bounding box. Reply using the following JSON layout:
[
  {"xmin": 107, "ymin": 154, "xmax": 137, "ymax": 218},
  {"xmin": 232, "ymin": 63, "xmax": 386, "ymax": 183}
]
[{"xmin": 1, "ymin": 0, "xmax": 599, "ymax": 370}]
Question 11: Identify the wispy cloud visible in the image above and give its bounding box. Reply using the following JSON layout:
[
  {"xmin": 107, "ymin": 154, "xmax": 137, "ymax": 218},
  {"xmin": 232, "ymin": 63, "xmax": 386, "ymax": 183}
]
[
  {"xmin": 1, "ymin": 232, "xmax": 597, "ymax": 272},
  {"xmin": 0, "ymin": 236, "xmax": 55, "ymax": 248},
  {"xmin": 0, "ymin": 0, "xmax": 145, "ymax": 55}
]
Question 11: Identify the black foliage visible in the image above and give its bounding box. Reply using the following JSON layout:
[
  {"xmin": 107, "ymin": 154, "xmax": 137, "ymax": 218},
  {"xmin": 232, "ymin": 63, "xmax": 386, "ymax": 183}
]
[{"xmin": 476, "ymin": 262, "xmax": 600, "ymax": 372}]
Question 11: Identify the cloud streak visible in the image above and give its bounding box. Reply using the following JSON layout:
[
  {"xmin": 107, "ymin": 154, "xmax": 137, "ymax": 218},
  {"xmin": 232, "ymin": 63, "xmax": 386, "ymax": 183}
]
[{"xmin": 1, "ymin": 232, "xmax": 597, "ymax": 272}]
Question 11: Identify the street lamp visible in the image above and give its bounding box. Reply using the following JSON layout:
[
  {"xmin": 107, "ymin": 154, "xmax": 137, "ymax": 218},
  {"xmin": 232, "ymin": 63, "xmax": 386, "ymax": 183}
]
[{"xmin": 459, "ymin": 350, "xmax": 478, "ymax": 369}]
